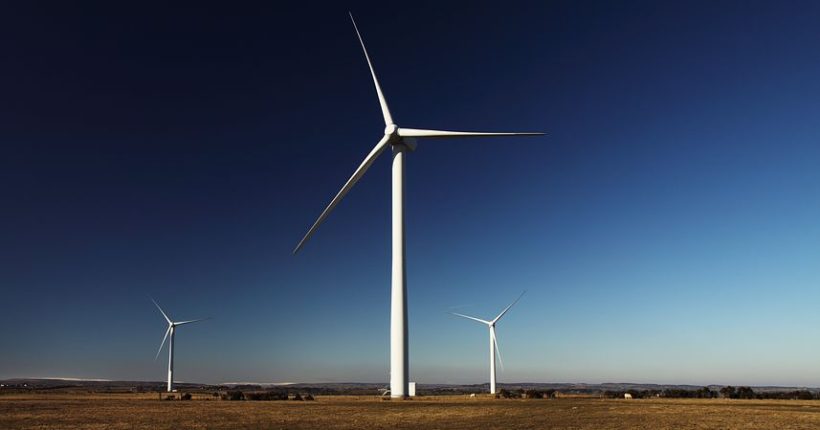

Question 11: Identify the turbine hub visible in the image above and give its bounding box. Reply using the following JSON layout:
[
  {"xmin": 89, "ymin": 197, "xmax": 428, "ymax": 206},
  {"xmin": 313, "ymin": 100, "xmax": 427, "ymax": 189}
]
[{"xmin": 384, "ymin": 124, "xmax": 398, "ymax": 136}]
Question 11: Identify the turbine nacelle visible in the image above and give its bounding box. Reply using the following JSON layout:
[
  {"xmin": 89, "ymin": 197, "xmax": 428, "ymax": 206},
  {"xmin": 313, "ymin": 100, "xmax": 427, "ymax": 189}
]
[{"xmin": 400, "ymin": 137, "xmax": 418, "ymax": 152}]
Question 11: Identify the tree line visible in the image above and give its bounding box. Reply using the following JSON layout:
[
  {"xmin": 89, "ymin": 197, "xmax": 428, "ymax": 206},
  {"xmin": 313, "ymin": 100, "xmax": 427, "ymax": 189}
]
[{"xmin": 602, "ymin": 386, "xmax": 819, "ymax": 400}]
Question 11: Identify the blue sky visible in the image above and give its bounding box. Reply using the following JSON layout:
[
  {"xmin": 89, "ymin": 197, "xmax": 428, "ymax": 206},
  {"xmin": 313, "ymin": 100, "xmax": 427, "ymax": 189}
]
[{"xmin": 2, "ymin": 1, "xmax": 820, "ymax": 386}]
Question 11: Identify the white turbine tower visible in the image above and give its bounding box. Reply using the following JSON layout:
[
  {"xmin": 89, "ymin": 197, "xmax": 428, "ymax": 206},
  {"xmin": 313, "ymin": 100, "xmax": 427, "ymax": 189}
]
[
  {"xmin": 151, "ymin": 298, "xmax": 208, "ymax": 392},
  {"xmin": 294, "ymin": 14, "xmax": 543, "ymax": 398},
  {"xmin": 450, "ymin": 291, "xmax": 525, "ymax": 394}
]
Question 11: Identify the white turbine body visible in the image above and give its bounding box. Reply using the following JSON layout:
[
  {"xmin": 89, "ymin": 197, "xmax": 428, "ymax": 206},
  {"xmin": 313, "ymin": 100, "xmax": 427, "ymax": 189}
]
[
  {"xmin": 152, "ymin": 298, "xmax": 208, "ymax": 392},
  {"xmin": 294, "ymin": 14, "xmax": 543, "ymax": 398},
  {"xmin": 451, "ymin": 291, "xmax": 525, "ymax": 394}
]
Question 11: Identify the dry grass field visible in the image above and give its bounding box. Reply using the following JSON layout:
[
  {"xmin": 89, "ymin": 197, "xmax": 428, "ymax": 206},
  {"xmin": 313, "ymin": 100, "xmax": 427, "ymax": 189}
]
[{"xmin": 4, "ymin": 393, "xmax": 820, "ymax": 429}]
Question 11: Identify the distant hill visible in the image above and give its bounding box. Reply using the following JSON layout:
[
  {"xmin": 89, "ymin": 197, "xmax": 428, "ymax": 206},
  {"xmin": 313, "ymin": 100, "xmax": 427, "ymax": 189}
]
[
  {"xmin": 0, "ymin": 378, "xmax": 212, "ymax": 392},
  {"xmin": 2, "ymin": 378, "xmax": 819, "ymax": 395}
]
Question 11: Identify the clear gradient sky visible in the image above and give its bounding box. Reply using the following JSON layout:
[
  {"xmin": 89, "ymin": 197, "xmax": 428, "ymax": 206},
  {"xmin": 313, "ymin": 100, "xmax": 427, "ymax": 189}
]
[{"xmin": 2, "ymin": 1, "xmax": 820, "ymax": 386}]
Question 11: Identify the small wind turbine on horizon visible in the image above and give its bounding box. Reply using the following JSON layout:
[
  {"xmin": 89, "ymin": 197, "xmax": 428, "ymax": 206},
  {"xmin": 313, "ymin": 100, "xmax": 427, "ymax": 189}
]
[
  {"xmin": 151, "ymin": 298, "xmax": 209, "ymax": 392},
  {"xmin": 293, "ymin": 13, "xmax": 543, "ymax": 398},
  {"xmin": 450, "ymin": 291, "xmax": 525, "ymax": 394}
]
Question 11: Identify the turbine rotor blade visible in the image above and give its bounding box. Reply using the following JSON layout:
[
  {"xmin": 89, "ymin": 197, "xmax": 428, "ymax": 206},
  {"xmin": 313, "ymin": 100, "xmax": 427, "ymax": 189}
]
[
  {"xmin": 155, "ymin": 325, "xmax": 171, "ymax": 361},
  {"xmin": 349, "ymin": 12, "xmax": 393, "ymax": 126},
  {"xmin": 293, "ymin": 135, "xmax": 392, "ymax": 254},
  {"xmin": 492, "ymin": 290, "xmax": 526, "ymax": 324},
  {"xmin": 449, "ymin": 312, "xmax": 491, "ymax": 325},
  {"xmin": 398, "ymin": 128, "xmax": 544, "ymax": 139},
  {"xmin": 151, "ymin": 297, "xmax": 172, "ymax": 324},
  {"xmin": 491, "ymin": 328, "xmax": 505, "ymax": 371},
  {"xmin": 174, "ymin": 317, "xmax": 210, "ymax": 326}
]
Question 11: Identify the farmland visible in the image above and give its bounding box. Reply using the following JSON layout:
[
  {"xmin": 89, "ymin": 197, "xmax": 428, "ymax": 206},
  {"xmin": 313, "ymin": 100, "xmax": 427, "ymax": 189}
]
[{"xmin": 3, "ymin": 393, "xmax": 820, "ymax": 429}]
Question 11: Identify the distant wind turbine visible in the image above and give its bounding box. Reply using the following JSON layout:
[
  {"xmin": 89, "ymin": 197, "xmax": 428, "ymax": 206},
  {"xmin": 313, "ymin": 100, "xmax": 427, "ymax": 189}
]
[
  {"xmin": 450, "ymin": 291, "xmax": 526, "ymax": 394},
  {"xmin": 293, "ymin": 13, "xmax": 544, "ymax": 398},
  {"xmin": 151, "ymin": 298, "xmax": 209, "ymax": 392}
]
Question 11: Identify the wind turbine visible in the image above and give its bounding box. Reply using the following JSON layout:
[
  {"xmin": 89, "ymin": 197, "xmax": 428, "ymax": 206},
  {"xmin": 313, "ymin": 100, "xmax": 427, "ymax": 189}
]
[
  {"xmin": 450, "ymin": 291, "xmax": 525, "ymax": 394},
  {"xmin": 293, "ymin": 14, "xmax": 543, "ymax": 398},
  {"xmin": 151, "ymin": 298, "xmax": 208, "ymax": 392}
]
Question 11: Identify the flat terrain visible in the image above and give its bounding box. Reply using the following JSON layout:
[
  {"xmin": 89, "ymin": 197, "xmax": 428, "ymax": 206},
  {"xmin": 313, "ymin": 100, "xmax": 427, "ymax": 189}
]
[{"xmin": 4, "ymin": 393, "xmax": 820, "ymax": 429}]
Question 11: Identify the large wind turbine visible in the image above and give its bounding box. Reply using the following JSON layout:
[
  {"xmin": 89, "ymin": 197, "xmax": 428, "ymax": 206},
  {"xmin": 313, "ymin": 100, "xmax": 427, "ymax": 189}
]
[
  {"xmin": 151, "ymin": 298, "xmax": 208, "ymax": 392},
  {"xmin": 294, "ymin": 14, "xmax": 543, "ymax": 398},
  {"xmin": 450, "ymin": 291, "xmax": 525, "ymax": 394}
]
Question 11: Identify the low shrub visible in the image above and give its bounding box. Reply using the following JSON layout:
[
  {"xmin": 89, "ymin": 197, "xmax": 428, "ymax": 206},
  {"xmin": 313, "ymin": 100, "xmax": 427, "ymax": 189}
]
[
  {"xmin": 221, "ymin": 391, "xmax": 245, "ymax": 401},
  {"xmin": 245, "ymin": 391, "xmax": 288, "ymax": 401},
  {"xmin": 495, "ymin": 389, "xmax": 514, "ymax": 399},
  {"xmin": 523, "ymin": 389, "xmax": 543, "ymax": 399}
]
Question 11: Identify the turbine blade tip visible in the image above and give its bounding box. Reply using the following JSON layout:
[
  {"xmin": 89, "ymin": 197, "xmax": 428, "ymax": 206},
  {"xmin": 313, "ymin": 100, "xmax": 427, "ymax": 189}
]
[{"xmin": 293, "ymin": 238, "xmax": 308, "ymax": 255}]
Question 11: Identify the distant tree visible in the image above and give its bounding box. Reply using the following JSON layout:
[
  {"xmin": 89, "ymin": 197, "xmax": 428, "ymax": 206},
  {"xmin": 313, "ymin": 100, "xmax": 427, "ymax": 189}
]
[
  {"xmin": 180, "ymin": 393, "xmax": 192, "ymax": 401},
  {"xmin": 304, "ymin": 394, "xmax": 315, "ymax": 401},
  {"xmin": 242, "ymin": 391, "xmax": 289, "ymax": 401},
  {"xmin": 496, "ymin": 389, "xmax": 514, "ymax": 399},
  {"xmin": 269, "ymin": 391, "xmax": 288, "ymax": 400},
  {"xmin": 720, "ymin": 386, "xmax": 736, "ymax": 399},
  {"xmin": 736, "ymin": 387, "xmax": 755, "ymax": 399},
  {"xmin": 245, "ymin": 392, "xmax": 263, "ymax": 400},
  {"xmin": 292, "ymin": 393, "xmax": 303, "ymax": 401},
  {"xmin": 222, "ymin": 390, "xmax": 244, "ymax": 401},
  {"xmin": 695, "ymin": 387, "xmax": 715, "ymax": 398},
  {"xmin": 523, "ymin": 389, "xmax": 543, "ymax": 399}
]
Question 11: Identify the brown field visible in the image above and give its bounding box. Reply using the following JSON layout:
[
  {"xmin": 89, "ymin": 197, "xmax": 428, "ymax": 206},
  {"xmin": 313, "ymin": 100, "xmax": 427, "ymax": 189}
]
[{"xmin": 3, "ymin": 393, "xmax": 820, "ymax": 429}]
